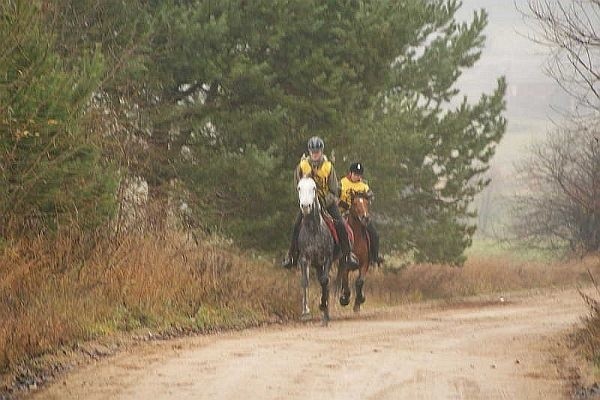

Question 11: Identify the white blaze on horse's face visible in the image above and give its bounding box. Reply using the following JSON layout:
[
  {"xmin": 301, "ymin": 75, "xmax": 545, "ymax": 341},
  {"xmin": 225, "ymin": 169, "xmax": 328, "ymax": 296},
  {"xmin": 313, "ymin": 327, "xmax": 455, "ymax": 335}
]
[
  {"xmin": 354, "ymin": 197, "xmax": 370, "ymax": 225},
  {"xmin": 358, "ymin": 198, "xmax": 367, "ymax": 216},
  {"xmin": 298, "ymin": 177, "xmax": 317, "ymax": 215}
]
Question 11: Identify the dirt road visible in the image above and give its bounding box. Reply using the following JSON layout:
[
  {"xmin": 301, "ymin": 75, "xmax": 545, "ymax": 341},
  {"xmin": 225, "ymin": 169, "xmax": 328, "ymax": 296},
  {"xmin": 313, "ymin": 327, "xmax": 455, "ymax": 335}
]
[{"xmin": 33, "ymin": 289, "xmax": 586, "ymax": 400}]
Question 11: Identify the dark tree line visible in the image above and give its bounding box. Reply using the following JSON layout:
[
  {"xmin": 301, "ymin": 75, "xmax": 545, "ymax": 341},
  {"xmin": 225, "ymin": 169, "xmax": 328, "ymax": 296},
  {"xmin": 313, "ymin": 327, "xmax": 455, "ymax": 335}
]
[{"xmin": 1, "ymin": 0, "xmax": 507, "ymax": 264}]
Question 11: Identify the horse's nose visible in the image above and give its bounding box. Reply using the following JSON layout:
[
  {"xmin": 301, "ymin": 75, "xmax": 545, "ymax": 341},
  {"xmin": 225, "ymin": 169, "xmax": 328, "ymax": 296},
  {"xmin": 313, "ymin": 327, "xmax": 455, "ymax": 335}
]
[{"xmin": 301, "ymin": 204, "xmax": 311, "ymax": 214}]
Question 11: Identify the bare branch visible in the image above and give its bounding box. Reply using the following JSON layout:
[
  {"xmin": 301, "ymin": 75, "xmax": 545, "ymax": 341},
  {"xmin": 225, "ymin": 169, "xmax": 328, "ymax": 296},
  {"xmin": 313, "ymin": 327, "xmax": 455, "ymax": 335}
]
[
  {"xmin": 526, "ymin": 0, "xmax": 600, "ymax": 112},
  {"xmin": 512, "ymin": 122, "xmax": 600, "ymax": 253}
]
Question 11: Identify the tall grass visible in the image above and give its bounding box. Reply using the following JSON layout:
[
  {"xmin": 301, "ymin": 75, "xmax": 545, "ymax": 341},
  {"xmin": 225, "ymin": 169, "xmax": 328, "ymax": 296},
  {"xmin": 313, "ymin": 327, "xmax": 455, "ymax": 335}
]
[
  {"xmin": 574, "ymin": 268, "xmax": 600, "ymax": 366},
  {"xmin": 367, "ymin": 254, "xmax": 600, "ymax": 304},
  {"xmin": 1, "ymin": 229, "xmax": 597, "ymax": 392},
  {"xmin": 0, "ymin": 229, "xmax": 297, "ymax": 375}
]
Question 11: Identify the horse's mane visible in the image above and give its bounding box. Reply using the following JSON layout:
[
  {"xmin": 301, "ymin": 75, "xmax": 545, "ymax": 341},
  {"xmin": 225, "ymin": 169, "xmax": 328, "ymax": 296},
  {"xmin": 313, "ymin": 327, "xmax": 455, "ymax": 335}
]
[{"xmin": 353, "ymin": 191, "xmax": 369, "ymax": 200}]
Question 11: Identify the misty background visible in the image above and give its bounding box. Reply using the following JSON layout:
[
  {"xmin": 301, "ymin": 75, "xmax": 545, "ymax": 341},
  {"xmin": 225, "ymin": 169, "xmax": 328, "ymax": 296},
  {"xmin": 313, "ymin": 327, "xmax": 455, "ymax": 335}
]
[{"xmin": 456, "ymin": 0, "xmax": 570, "ymax": 236}]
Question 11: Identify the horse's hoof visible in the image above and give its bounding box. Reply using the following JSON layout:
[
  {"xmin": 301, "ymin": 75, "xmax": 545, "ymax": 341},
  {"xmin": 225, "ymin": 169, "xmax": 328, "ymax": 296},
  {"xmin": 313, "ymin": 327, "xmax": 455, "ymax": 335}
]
[
  {"xmin": 300, "ymin": 312, "xmax": 311, "ymax": 321},
  {"xmin": 353, "ymin": 304, "xmax": 361, "ymax": 313},
  {"xmin": 339, "ymin": 295, "xmax": 350, "ymax": 307},
  {"xmin": 319, "ymin": 303, "xmax": 327, "ymax": 312},
  {"xmin": 357, "ymin": 295, "xmax": 366, "ymax": 305}
]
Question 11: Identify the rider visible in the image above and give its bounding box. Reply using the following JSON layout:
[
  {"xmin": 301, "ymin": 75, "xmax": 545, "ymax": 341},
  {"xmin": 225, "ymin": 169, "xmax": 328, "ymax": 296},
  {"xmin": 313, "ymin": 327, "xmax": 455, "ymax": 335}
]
[
  {"xmin": 282, "ymin": 136, "xmax": 359, "ymax": 269},
  {"xmin": 339, "ymin": 162, "xmax": 384, "ymax": 266}
]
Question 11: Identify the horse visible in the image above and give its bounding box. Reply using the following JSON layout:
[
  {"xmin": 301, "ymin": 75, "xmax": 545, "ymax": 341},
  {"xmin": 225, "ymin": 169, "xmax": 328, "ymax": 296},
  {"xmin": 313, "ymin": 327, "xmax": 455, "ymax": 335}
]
[
  {"xmin": 336, "ymin": 193, "xmax": 371, "ymax": 312},
  {"xmin": 296, "ymin": 176, "xmax": 335, "ymax": 325}
]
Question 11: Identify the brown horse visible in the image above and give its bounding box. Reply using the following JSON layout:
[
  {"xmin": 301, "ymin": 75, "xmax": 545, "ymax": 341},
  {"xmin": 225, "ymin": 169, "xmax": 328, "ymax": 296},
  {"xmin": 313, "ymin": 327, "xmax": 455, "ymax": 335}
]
[{"xmin": 336, "ymin": 193, "xmax": 371, "ymax": 312}]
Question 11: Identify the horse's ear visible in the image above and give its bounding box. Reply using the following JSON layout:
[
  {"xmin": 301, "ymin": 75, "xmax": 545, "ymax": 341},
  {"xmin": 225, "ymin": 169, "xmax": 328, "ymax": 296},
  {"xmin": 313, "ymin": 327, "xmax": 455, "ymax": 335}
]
[{"xmin": 353, "ymin": 192, "xmax": 369, "ymax": 202}]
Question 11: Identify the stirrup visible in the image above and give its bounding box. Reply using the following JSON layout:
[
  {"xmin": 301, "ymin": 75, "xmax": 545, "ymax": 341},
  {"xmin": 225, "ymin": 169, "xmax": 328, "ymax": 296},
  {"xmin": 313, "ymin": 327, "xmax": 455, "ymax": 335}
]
[{"xmin": 345, "ymin": 253, "xmax": 359, "ymax": 268}]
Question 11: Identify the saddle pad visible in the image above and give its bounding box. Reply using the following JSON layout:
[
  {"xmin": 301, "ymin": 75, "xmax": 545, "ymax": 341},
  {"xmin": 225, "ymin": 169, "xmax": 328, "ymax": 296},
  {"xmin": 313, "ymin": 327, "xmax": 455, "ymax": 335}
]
[
  {"xmin": 323, "ymin": 215, "xmax": 339, "ymax": 244},
  {"xmin": 332, "ymin": 215, "xmax": 353, "ymax": 245},
  {"xmin": 324, "ymin": 213, "xmax": 355, "ymax": 245},
  {"xmin": 342, "ymin": 217, "xmax": 365, "ymax": 251},
  {"xmin": 346, "ymin": 220, "xmax": 354, "ymax": 245}
]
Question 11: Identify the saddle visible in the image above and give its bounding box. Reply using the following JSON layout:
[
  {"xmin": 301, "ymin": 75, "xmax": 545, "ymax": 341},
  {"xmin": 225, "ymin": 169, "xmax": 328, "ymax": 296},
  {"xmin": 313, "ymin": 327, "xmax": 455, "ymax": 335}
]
[
  {"xmin": 343, "ymin": 215, "xmax": 370, "ymax": 254},
  {"xmin": 322, "ymin": 211, "xmax": 354, "ymax": 245}
]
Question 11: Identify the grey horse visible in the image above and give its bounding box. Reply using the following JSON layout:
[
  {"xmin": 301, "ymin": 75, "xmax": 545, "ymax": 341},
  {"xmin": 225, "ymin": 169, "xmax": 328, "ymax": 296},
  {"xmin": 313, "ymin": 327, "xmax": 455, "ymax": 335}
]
[{"xmin": 296, "ymin": 176, "xmax": 335, "ymax": 325}]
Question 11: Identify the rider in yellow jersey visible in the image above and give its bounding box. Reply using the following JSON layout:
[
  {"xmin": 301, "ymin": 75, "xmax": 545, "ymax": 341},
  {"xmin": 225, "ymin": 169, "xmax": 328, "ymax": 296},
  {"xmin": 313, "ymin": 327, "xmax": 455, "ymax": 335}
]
[
  {"xmin": 339, "ymin": 162, "xmax": 384, "ymax": 266},
  {"xmin": 282, "ymin": 136, "xmax": 359, "ymax": 269}
]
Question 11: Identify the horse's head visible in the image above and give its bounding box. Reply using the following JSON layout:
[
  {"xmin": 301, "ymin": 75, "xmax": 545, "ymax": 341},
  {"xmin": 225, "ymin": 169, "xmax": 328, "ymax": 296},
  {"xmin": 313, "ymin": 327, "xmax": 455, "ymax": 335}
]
[
  {"xmin": 350, "ymin": 193, "xmax": 370, "ymax": 227},
  {"xmin": 297, "ymin": 176, "xmax": 317, "ymax": 216}
]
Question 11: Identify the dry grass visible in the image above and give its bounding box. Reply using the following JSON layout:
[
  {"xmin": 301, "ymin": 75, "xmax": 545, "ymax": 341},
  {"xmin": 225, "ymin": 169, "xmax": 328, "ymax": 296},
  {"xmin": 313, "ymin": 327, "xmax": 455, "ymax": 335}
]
[
  {"xmin": 2, "ymin": 228, "xmax": 598, "ymax": 393},
  {"xmin": 0, "ymin": 230, "xmax": 297, "ymax": 376},
  {"xmin": 573, "ymin": 265, "xmax": 600, "ymax": 367},
  {"xmin": 365, "ymin": 254, "xmax": 600, "ymax": 305}
]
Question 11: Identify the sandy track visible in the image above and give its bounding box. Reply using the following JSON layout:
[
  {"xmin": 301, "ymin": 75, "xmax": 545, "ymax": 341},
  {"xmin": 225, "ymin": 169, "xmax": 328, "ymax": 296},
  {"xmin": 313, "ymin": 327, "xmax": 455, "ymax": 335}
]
[{"xmin": 33, "ymin": 289, "xmax": 586, "ymax": 400}]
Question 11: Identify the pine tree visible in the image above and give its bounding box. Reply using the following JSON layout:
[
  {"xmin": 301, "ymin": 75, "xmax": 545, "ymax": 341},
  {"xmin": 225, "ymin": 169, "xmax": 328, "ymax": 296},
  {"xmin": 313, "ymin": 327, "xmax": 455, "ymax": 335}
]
[
  {"xmin": 0, "ymin": 1, "xmax": 117, "ymax": 236},
  {"xmin": 353, "ymin": 3, "xmax": 506, "ymax": 264},
  {"xmin": 139, "ymin": 0, "xmax": 445, "ymax": 248},
  {"xmin": 30, "ymin": 0, "xmax": 506, "ymax": 262},
  {"xmin": 96, "ymin": 0, "xmax": 506, "ymax": 258}
]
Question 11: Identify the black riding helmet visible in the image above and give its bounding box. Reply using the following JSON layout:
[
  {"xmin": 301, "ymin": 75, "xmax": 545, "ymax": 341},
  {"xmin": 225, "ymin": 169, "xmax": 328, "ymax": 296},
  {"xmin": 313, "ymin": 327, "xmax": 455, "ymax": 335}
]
[
  {"xmin": 349, "ymin": 162, "xmax": 364, "ymax": 175},
  {"xmin": 307, "ymin": 136, "xmax": 324, "ymax": 153}
]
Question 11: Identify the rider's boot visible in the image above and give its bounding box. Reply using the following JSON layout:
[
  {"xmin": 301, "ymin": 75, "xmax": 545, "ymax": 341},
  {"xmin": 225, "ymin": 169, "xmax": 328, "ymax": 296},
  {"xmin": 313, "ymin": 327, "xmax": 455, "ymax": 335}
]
[
  {"xmin": 369, "ymin": 245, "xmax": 384, "ymax": 266},
  {"xmin": 366, "ymin": 221, "xmax": 383, "ymax": 266},
  {"xmin": 335, "ymin": 220, "xmax": 359, "ymax": 268}
]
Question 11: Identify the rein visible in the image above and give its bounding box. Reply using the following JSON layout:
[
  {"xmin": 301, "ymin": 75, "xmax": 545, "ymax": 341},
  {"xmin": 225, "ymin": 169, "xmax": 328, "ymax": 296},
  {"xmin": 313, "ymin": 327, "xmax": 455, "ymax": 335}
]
[{"xmin": 302, "ymin": 192, "xmax": 322, "ymax": 233}]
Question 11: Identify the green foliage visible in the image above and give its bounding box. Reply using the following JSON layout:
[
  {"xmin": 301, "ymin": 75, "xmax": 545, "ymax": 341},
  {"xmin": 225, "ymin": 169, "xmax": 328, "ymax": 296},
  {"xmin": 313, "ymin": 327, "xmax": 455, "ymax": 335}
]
[
  {"xmin": 134, "ymin": 0, "xmax": 412, "ymax": 247},
  {"xmin": 353, "ymin": 4, "xmax": 506, "ymax": 264},
  {"xmin": 0, "ymin": 1, "xmax": 117, "ymax": 235},
  {"xmin": 51, "ymin": 0, "xmax": 154, "ymax": 88},
  {"xmin": 1, "ymin": 0, "xmax": 506, "ymax": 262},
  {"xmin": 100, "ymin": 0, "xmax": 506, "ymax": 258},
  {"xmin": 180, "ymin": 145, "xmax": 290, "ymax": 250},
  {"xmin": 466, "ymin": 238, "xmax": 560, "ymax": 263}
]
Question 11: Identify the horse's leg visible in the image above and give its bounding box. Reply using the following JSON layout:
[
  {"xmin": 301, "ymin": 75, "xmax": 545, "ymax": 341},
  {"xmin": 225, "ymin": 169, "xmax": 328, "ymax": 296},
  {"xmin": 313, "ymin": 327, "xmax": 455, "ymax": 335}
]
[
  {"xmin": 353, "ymin": 261, "xmax": 368, "ymax": 312},
  {"xmin": 319, "ymin": 261, "xmax": 331, "ymax": 326},
  {"xmin": 300, "ymin": 258, "xmax": 311, "ymax": 320},
  {"xmin": 333, "ymin": 261, "xmax": 341, "ymax": 298},
  {"xmin": 334, "ymin": 261, "xmax": 343, "ymax": 298},
  {"xmin": 339, "ymin": 264, "xmax": 351, "ymax": 306}
]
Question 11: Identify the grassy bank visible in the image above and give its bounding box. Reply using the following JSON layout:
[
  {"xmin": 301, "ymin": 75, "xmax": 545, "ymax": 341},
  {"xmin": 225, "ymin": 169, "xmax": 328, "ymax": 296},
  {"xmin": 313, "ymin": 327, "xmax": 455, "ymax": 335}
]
[
  {"xmin": 0, "ymin": 230, "xmax": 298, "ymax": 383},
  {"xmin": 2, "ymin": 233, "xmax": 598, "ymax": 395},
  {"xmin": 367, "ymin": 254, "xmax": 599, "ymax": 305},
  {"xmin": 573, "ymin": 269, "xmax": 600, "ymax": 367}
]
